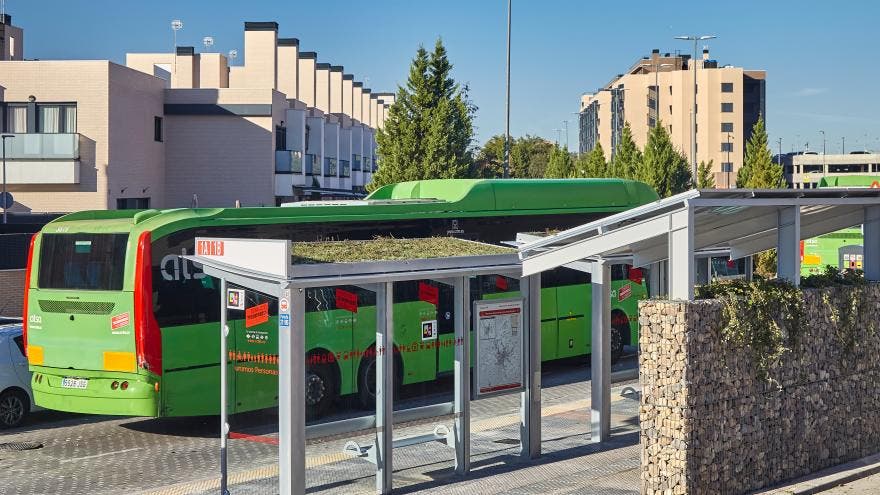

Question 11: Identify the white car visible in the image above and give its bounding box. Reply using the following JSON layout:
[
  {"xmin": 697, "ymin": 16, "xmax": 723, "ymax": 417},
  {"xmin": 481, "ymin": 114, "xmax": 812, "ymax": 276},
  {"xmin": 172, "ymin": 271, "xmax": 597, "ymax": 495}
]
[{"xmin": 0, "ymin": 321, "xmax": 35, "ymax": 428}]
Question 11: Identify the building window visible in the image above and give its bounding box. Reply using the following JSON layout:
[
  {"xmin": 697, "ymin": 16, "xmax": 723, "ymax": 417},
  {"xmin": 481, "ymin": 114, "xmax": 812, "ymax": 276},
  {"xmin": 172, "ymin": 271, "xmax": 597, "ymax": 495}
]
[
  {"xmin": 721, "ymin": 102, "xmax": 734, "ymax": 113},
  {"xmin": 275, "ymin": 124, "xmax": 287, "ymax": 151},
  {"xmin": 324, "ymin": 157, "xmax": 337, "ymax": 176},
  {"xmin": 668, "ymin": 105, "xmax": 672, "ymax": 115},
  {"xmin": 154, "ymin": 117, "xmax": 163, "ymax": 142},
  {"xmin": 37, "ymin": 104, "xmax": 76, "ymax": 133},
  {"xmin": 721, "ymin": 122, "xmax": 734, "ymax": 132},
  {"xmin": 721, "ymin": 162, "xmax": 733, "ymax": 172},
  {"xmin": 4, "ymin": 104, "xmax": 27, "ymax": 133},
  {"xmin": 117, "ymin": 197, "xmax": 151, "ymax": 210},
  {"xmin": 721, "ymin": 82, "xmax": 734, "ymax": 93},
  {"xmin": 721, "ymin": 142, "xmax": 734, "ymax": 152}
]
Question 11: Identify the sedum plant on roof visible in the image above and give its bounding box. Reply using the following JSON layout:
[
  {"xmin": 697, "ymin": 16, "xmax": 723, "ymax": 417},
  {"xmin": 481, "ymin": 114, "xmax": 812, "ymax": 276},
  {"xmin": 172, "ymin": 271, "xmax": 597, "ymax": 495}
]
[{"xmin": 291, "ymin": 237, "xmax": 514, "ymax": 265}]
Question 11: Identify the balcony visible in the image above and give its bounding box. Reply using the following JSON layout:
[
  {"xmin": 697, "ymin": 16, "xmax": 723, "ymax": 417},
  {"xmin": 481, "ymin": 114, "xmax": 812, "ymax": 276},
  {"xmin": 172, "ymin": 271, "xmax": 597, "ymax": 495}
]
[
  {"xmin": 324, "ymin": 157, "xmax": 338, "ymax": 177},
  {"xmin": 275, "ymin": 150, "xmax": 304, "ymax": 174},
  {"xmin": 2, "ymin": 133, "xmax": 81, "ymax": 184},
  {"xmin": 340, "ymin": 160, "xmax": 351, "ymax": 178}
]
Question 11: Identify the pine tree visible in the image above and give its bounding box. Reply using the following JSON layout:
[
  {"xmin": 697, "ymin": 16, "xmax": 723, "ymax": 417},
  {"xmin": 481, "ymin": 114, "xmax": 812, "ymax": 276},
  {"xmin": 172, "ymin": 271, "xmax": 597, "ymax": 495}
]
[
  {"xmin": 370, "ymin": 39, "xmax": 475, "ymax": 191},
  {"xmin": 638, "ymin": 122, "xmax": 692, "ymax": 197},
  {"xmin": 544, "ymin": 144, "xmax": 574, "ymax": 178},
  {"xmin": 576, "ymin": 142, "xmax": 608, "ymax": 177},
  {"xmin": 737, "ymin": 115, "xmax": 783, "ymax": 189},
  {"xmin": 697, "ymin": 160, "xmax": 715, "ymax": 189},
  {"xmin": 611, "ymin": 123, "xmax": 642, "ymax": 179}
]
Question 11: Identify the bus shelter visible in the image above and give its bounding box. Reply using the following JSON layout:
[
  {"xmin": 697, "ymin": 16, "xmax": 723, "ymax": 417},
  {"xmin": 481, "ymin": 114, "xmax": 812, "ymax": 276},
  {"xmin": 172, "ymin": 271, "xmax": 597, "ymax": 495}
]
[{"xmin": 184, "ymin": 237, "xmax": 539, "ymax": 495}]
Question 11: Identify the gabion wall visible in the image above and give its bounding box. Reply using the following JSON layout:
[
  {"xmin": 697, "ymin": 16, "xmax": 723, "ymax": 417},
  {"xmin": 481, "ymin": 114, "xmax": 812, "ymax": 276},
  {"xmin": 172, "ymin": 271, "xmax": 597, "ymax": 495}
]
[{"xmin": 638, "ymin": 287, "xmax": 880, "ymax": 495}]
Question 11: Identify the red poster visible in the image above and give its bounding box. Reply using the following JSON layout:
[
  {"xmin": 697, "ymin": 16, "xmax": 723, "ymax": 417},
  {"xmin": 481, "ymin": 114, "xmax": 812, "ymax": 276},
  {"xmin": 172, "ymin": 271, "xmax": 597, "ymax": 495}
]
[
  {"xmin": 418, "ymin": 282, "xmax": 439, "ymax": 306},
  {"xmin": 245, "ymin": 303, "xmax": 269, "ymax": 328},
  {"xmin": 495, "ymin": 275, "xmax": 508, "ymax": 291},
  {"xmin": 335, "ymin": 288, "xmax": 358, "ymax": 313},
  {"xmin": 196, "ymin": 240, "xmax": 224, "ymax": 256}
]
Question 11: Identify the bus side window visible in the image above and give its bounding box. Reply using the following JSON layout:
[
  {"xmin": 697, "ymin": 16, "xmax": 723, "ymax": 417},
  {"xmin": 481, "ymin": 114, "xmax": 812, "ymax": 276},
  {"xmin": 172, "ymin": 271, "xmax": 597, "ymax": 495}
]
[{"xmin": 611, "ymin": 264, "xmax": 630, "ymax": 281}]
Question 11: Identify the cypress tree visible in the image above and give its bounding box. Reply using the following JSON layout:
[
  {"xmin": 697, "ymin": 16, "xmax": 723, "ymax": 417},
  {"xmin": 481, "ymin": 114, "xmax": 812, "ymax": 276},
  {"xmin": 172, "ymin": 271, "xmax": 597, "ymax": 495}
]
[
  {"xmin": 737, "ymin": 115, "xmax": 783, "ymax": 189},
  {"xmin": 612, "ymin": 123, "xmax": 642, "ymax": 179},
  {"xmin": 697, "ymin": 160, "xmax": 716, "ymax": 189},
  {"xmin": 545, "ymin": 144, "xmax": 574, "ymax": 178},
  {"xmin": 639, "ymin": 122, "xmax": 692, "ymax": 197},
  {"xmin": 370, "ymin": 39, "xmax": 475, "ymax": 191}
]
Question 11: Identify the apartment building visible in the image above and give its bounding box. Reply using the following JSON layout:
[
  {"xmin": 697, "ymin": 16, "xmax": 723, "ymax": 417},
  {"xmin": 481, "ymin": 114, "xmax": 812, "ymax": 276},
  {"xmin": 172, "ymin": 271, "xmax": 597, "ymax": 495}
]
[
  {"xmin": 0, "ymin": 15, "xmax": 392, "ymax": 215},
  {"xmin": 780, "ymin": 152, "xmax": 880, "ymax": 189},
  {"xmin": 579, "ymin": 48, "xmax": 766, "ymax": 188}
]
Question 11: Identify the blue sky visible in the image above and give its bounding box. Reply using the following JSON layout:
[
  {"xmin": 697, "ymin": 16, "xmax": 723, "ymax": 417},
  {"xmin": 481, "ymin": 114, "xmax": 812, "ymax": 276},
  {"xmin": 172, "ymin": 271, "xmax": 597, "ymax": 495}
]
[{"xmin": 8, "ymin": 0, "xmax": 880, "ymax": 153}]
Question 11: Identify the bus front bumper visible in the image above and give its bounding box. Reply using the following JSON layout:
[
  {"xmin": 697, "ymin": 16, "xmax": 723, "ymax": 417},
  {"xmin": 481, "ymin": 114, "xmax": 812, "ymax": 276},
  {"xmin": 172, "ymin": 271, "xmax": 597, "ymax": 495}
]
[{"xmin": 30, "ymin": 367, "xmax": 159, "ymax": 417}]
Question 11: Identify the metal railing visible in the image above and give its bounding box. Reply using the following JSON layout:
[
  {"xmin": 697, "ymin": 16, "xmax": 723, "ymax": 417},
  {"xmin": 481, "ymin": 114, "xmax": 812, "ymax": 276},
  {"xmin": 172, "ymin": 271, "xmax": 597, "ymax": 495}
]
[
  {"xmin": 324, "ymin": 157, "xmax": 338, "ymax": 177},
  {"xmin": 1, "ymin": 133, "xmax": 79, "ymax": 160}
]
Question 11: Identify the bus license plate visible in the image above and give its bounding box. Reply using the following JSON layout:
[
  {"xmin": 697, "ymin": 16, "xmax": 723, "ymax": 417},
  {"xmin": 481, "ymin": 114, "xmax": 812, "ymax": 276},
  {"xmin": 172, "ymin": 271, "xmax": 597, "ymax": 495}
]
[{"xmin": 61, "ymin": 377, "xmax": 89, "ymax": 389}]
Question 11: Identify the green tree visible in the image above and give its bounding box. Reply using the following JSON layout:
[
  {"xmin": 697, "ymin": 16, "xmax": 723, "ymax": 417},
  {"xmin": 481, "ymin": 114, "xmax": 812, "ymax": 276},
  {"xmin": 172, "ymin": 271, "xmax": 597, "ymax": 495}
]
[
  {"xmin": 370, "ymin": 39, "xmax": 476, "ymax": 191},
  {"xmin": 737, "ymin": 115, "xmax": 784, "ymax": 189},
  {"xmin": 697, "ymin": 160, "xmax": 715, "ymax": 189},
  {"xmin": 513, "ymin": 136, "xmax": 554, "ymax": 178},
  {"xmin": 638, "ymin": 121, "xmax": 692, "ymax": 197},
  {"xmin": 574, "ymin": 142, "xmax": 608, "ymax": 178},
  {"xmin": 544, "ymin": 144, "xmax": 575, "ymax": 178},
  {"xmin": 611, "ymin": 123, "xmax": 642, "ymax": 179}
]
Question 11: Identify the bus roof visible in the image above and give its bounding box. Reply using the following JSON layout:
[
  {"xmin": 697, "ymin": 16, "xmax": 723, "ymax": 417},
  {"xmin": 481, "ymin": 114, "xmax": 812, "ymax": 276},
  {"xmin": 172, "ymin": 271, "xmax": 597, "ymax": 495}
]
[
  {"xmin": 43, "ymin": 178, "xmax": 659, "ymax": 238},
  {"xmin": 818, "ymin": 175, "xmax": 880, "ymax": 188}
]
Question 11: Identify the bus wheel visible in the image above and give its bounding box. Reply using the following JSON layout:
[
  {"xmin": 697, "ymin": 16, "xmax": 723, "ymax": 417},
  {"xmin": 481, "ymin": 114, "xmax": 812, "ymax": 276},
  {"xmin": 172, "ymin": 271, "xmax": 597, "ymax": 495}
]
[
  {"xmin": 0, "ymin": 388, "xmax": 29, "ymax": 429},
  {"xmin": 357, "ymin": 349, "xmax": 401, "ymax": 409},
  {"xmin": 305, "ymin": 362, "xmax": 337, "ymax": 420}
]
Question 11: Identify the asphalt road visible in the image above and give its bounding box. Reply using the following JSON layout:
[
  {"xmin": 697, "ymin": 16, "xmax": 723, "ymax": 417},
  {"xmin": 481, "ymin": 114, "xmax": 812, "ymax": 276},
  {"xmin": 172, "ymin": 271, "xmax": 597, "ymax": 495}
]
[{"xmin": 0, "ymin": 352, "xmax": 638, "ymax": 495}]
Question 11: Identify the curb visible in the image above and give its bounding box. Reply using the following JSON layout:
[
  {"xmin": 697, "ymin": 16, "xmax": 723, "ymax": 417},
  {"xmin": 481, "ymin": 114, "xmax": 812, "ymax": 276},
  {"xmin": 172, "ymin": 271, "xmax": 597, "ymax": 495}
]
[{"xmin": 757, "ymin": 452, "xmax": 880, "ymax": 494}]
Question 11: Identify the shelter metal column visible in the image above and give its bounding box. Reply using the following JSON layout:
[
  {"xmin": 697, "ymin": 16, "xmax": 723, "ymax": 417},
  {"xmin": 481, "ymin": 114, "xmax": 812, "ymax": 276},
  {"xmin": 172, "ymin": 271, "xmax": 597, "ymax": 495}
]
[
  {"xmin": 776, "ymin": 206, "xmax": 801, "ymax": 286},
  {"xmin": 279, "ymin": 284, "xmax": 305, "ymax": 495},
  {"xmin": 454, "ymin": 276, "xmax": 471, "ymax": 474},
  {"xmin": 520, "ymin": 273, "xmax": 541, "ymax": 459},
  {"xmin": 864, "ymin": 206, "xmax": 880, "ymax": 282},
  {"xmin": 219, "ymin": 278, "xmax": 229, "ymax": 495},
  {"xmin": 590, "ymin": 260, "xmax": 611, "ymax": 443},
  {"xmin": 668, "ymin": 207, "xmax": 695, "ymax": 300},
  {"xmin": 376, "ymin": 281, "xmax": 394, "ymax": 494}
]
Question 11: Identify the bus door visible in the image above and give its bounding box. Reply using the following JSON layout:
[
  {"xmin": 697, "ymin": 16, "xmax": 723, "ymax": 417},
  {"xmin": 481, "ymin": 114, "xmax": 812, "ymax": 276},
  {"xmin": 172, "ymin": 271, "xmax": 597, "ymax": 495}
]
[
  {"xmin": 553, "ymin": 268, "xmax": 591, "ymax": 359},
  {"xmin": 230, "ymin": 289, "xmax": 278, "ymax": 413},
  {"xmin": 393, "ymin": 281, "xmax": 440, "ymax": 385}
]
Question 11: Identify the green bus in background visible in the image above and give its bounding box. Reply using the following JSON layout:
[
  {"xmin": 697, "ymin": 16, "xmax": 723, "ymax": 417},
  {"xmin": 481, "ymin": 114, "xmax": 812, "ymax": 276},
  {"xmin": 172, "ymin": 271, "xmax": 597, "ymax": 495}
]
[
  {"xmin": 801, "ymin": 175, "xmax": 879, "ymax": 275},
  {"xmin": 23, "ymin": 179, "xmax": 658, "ymax": 419}
]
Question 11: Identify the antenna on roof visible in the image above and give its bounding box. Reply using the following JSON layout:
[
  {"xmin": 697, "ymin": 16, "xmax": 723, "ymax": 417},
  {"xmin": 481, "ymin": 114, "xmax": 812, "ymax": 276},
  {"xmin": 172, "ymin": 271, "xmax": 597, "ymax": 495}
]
[
  {"xmin": 202, "ymin": 36, "xmax": 214, "ymax": 52},
  {"xmin": 1, "ymin": 0, "xmax": 6, "ymax": 19},
  {"xmin": 228, "ymin": 49, "xmax": 238, "ymax": 65}
]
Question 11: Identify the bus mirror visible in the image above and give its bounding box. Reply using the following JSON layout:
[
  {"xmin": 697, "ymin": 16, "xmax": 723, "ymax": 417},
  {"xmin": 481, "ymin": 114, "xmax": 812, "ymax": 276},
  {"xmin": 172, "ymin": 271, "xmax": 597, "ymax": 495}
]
[{"xmin": 628, "ymin": 267, "xmax": 644, "ymax": 285}]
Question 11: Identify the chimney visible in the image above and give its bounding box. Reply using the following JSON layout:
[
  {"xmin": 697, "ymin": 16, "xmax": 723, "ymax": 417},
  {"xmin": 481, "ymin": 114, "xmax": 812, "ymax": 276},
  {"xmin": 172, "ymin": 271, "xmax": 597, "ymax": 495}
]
[
  {"xmin": 329, "ymin": 66, "xmax": 344, "ymax": 114},
  {"xmin": 702, "ymin": 47, "xmax": 710, "ymax": 61},
  {"xmin": 361, "ymin": 88, "xmax": 372, "ymax": 128},
  {"xmin": 315, "ymin": 63, "xmax": 331, "ymax": 113},
  {"xmin": 370, "ymin": 94, "xmax": 380, "ymax": 129},
  {"xmin": 352, "ymin": 82, "xmax": 364, "ymax": 122},
  {"xmin": 199, "ymin": 52, "xmax": 228, "ymax": 88},
  {"xmin": 277, "ymin": 38, "xmax": 299, "ymax": 99},
  {"xmin": 342, "ymin": 74, "xmax": 354, "ymax": 117},
  {"xmin": 243, "ymin": 21, "xmax": 278, "ymax": 89},
  {"xmin": 297, "ymin": 52, "xmax": 317, "ymax": 107},
  {"xmin": 173, "ymin": 47, "xmax": 199, "ymax": 88},
  {"xmin": 0, "ymin": 15, "xmax": 23, "ymax": 61}
]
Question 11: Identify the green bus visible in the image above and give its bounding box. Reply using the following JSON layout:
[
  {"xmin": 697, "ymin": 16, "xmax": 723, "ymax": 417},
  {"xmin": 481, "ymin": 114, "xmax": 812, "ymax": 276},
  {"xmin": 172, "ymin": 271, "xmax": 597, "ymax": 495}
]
[
  {"xmin": 24, "ymin": 179, "xmax": 658, "ymax": 418},
  {"xmin": 801, "ymin": 175, "xmax": 878, "ymax": 275}
]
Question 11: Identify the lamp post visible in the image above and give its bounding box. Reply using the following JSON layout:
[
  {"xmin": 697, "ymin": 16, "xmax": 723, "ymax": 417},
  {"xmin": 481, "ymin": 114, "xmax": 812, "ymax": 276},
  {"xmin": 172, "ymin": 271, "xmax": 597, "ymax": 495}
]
[
  {"xmin": 171, "ymin": 19, "xmax": 183, "ymax": 74},
  {"xmin": 1, "ymin": 134, "xmax": 14, "ymax": 224},
  {"xmin": 503, "ymin": 0, "xmax": 512, "ymax": 179},
  {"xmin": 675, "ymin": 35, "xmax": 717, "ymax": 183},
  {"xmin": 640, "ymin": 62, "xmax": 673, "ymax": 127},
  {"xmin": 819, "ymin": 130, "xmax": 826, "ymax": 174}
]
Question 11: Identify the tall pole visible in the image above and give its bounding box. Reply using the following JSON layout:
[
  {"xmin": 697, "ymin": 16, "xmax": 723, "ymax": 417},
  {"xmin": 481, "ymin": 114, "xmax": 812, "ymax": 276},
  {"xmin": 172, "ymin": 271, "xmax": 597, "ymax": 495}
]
[
  {"xmin": 1, "ymin": 135, "xmax": 8, "ymax": 225},
  {"xmin": 503, "ymin": 0, "xmax": 511, "ymax": 179},
  {"xmin": 691, "ymin": 38, "xmax": 697, "ymax": 182},
  {"xmin": 563, "ymin": 120, "xmax": 569, "ymax": 151},
  {"xmin": 820, "ymin": 130, "xmax": 826, "ymax": 174},
  {"xmin": 842, "ymin": 136, "xmax": 845, "ymax": 154}
]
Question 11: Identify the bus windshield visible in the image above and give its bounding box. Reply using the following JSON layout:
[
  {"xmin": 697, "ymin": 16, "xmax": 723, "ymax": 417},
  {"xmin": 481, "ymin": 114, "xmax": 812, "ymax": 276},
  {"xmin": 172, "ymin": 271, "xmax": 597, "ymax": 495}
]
[{"xmin": 38, "ymin": 233, "xmax": 129, "ymax": 290}]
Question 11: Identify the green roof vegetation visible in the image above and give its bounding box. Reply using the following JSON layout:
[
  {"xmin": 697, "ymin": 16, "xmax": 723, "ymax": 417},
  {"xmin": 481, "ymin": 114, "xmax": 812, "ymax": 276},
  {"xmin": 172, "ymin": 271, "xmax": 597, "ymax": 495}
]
[{"xmin": 291, "ymin": 237, "xmax": 515, "ymax": 264}]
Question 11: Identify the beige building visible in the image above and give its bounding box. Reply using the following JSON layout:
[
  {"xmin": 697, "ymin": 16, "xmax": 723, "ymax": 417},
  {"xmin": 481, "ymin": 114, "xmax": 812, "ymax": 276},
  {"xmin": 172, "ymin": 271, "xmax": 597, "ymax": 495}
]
[
  {"xmin": 0, "ymin": 16, "xmax": 392, "ymax": 215},
  {"xmin": 579, "ymin": 48, "xmax": 766, "ymax": 188},
  {"xmin": 781, "ymin": 152, "xmax": 880, "ymax": 189}
]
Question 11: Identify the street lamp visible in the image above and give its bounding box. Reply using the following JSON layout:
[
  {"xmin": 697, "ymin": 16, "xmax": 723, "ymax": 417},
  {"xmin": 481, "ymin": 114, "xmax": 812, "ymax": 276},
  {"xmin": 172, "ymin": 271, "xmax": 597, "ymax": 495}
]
[
  {"xmin": 675, "ymin": 35, "xmax": 717, "ymax": 183},
  {"xmin": 640, "ymin": 62, "xmax": 674, "ymax": 127},
  {"xmin": 819, "ymin": 130, "xmax": 826, "ymax": 173},
  {"xmin": 1, "ymin": 134, "xmax": 14, "ymax": 224},
  {"xmin": 171, "ymin": 19, "xmax": 183, "ymax": 73},
  {"xmin": 503, "ymin": 0, "xmax": 512, "ymax": 179}
]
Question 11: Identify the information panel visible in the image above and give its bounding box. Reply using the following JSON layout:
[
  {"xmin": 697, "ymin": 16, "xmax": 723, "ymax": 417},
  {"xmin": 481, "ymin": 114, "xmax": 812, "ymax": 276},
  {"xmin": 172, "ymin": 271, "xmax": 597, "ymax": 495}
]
[{"xmin": 474, "ymin": 298, "xmax": 524, "ymax": 398}]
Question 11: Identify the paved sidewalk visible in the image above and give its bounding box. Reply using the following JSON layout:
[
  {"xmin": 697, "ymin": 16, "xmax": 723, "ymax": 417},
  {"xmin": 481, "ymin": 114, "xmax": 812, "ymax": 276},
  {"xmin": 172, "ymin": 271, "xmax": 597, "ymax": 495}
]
[
  {"xmin": 757, "ymin": 452, "xmax": 880, "ymax": 495},
  {"xmin": 165, "ymin": 381, "xmax": 643, "ymax": 495}
]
